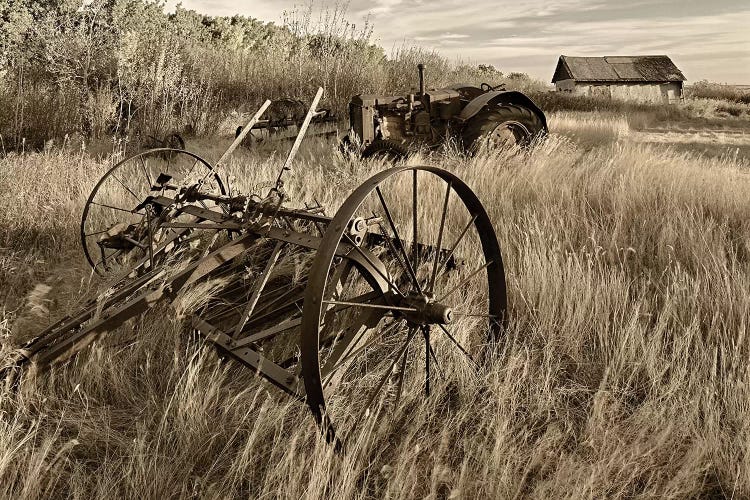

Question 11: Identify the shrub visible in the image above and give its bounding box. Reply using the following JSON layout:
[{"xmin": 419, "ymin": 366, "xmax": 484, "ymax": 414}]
[
  {"xmin": 715, "ymin": 102, "xmax": 745, "ymax": 117},
  {"xmin": 688, "ymin": 80, "xmax": 750, "ymax": 103}
]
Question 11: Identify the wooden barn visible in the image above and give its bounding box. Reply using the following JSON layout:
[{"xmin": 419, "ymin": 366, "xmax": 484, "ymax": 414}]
[{"xmin": 552, "ymin": 55, "xmax": 686, "ymax": 103}]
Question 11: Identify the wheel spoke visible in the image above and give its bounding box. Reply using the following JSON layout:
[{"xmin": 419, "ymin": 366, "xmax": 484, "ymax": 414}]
[
  {"xmin": 90, "ymin": 201, "xmax": 144, "ymax": 215},
  {"xmin": 433, "ymin": 214, "xmax": 477, "ymax": 287},
  {"xmin": 320, "ymin": 309, "xmax": 379, "ymax": 384},
  {"xmin": 376, "ymin": 221, "xmax": 419, "ymax": 287},
  {"xmin": 322, "ymin": 299, "xmax": 416, "ymax": 313},
  {"xmin": 357, "ymin": 327, "xmax": 418, "ymax": 421},
  {"xmin": 423, "ymin": 326, "xmax": 431, "ymax": 397},
  {"xmin": 436, "ymin": 260, "xmax": 493, "ymax": 303},
  {"xmin": 375, "ymin": 186, "xmax": 422, "ymax": 293},
  {"xmin": 452, "ymin": 312, "xmax": 498, "ymax": 318},
  {"xmin": 333, "ymin": 319, "xmax": 404, "ymax": 377},
  {"xmin": 428, "ymin": 180, "xmax": 451, "ymax": 292},
  {"xmin": 394, "ymin": 338, "xmax": 410, "ymax": 406},
  {"xmin": 412, "ymin": 169, "xmax": 418, "ymax": 271},
  {"xmin": 185, "ymin": 159, "xmax": 200, "ymax": 180},
  {"xmin": 436, "ymin": 324, "xmax": 479, "ymax": 369},
  {"xmin": 111, "ymin": 173, "xmax": 142, "ymax": 203},
  {"xmin": 139, "ymin": 157, "xmax": 153, "ymax": 187},
  {"xmin": 427, "ymin": 339, "xmax": 443, "ymax": 380},
  {"xmin": 343, "ymin": 234, "xmax": 406, "ymax": 298}
]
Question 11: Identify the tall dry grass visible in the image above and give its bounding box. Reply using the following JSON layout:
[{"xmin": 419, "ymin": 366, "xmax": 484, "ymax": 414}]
[
  {"xmin": 1, "ymin": 116, "xmax": 749, "ymax": 498},
  {"xmin": 533, "ymin": 91, "xmax": 750, "ymax": 129},
  {"xmin": 547, "ymin": 112, "xmax": 630, "ymax": 149}
]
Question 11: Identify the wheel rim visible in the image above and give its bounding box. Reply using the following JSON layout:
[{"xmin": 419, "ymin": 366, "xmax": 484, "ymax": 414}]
[
  {"xmin": 80, "ymin": 148, "xmax": 227, "ymax": 276},
  {"xmin": 301, "ymin": 165, "xmax": 506, "ymax": 441},
  {"xmin": 487, "ymin": 120, "xmax": 532, "ymax": 147}
]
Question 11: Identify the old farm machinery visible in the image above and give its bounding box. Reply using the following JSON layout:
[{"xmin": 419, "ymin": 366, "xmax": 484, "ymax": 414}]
[
  {"xmin": 344, "ymin": 64, "xmax": 548, "ymax": 158},
  {"xmin": 234, "ymin": 97, "xmax": 338, "ymax": 147},
  {"xmin": 4, "ymin": 88, "xmax": 507, "ymax": 444}
]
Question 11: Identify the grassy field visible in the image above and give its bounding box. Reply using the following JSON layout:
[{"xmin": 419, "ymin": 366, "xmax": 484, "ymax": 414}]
[{"xmin": 1, "ymin": 112, "xmax": 750, "ymax": 498}]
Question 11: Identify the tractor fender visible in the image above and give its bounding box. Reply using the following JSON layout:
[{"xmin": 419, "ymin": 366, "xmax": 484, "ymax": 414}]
[{"xmin": 459, "ymin": 91, "xmax": 548, "ymax": 131}]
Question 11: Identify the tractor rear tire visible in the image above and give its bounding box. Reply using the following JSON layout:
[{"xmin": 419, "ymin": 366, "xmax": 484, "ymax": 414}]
[
  {"xmin": 461, "ymin": 104, "xmax": 545, "ymax": 153},
  {"xmin": 361, "ymin": 139, "xmax": 409, "ymax": 161}
]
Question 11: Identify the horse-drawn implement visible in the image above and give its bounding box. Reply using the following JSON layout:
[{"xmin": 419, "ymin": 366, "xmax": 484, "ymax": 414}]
[
  {"xmin": 234, "ymin": 97, "xmax": 338, "ymax": 147},
  {"xmin": 3, "ymin": 89, "xmax": 507, "ymax": 444}
]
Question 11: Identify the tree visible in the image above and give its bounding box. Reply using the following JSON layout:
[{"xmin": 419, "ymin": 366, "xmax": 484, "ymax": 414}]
[{"xmin": 33, "ymin": 0, "xmax": 118, "ymax": 135}]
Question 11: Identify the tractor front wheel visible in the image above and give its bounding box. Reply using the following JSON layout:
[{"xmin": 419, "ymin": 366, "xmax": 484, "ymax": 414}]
[
  {"xmin": 361, "ymin": 139, "xmax": 409, "ymax": 161},
  {"xmin": 461, "ymin": 104, "xmax": 545, "ymax": 153}
]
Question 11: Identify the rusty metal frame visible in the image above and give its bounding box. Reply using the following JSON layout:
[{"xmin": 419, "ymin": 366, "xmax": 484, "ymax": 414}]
[{"xmin": 6, "ymin": 88, "xmax": 508, "ymax": 448}]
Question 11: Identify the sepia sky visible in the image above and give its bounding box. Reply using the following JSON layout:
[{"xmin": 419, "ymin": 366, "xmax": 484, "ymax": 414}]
[{"xmin": 165, "ymin": 0, "xmax": 750, "ymax": 84}]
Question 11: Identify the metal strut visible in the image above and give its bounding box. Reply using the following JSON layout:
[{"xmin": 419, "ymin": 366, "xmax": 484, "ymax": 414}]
[{"xmin": 273, "ymin": 87, "xmax": 325, "ymax": 193}]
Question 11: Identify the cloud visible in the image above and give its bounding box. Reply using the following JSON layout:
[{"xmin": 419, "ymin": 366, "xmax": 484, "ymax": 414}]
[
  {"xmin": 414, "ymin": 33, "xmax": 470, "ymax": 42},
  {"xmin": 367, "ymin": 0, "xmax": 406, "ymax": 15}
]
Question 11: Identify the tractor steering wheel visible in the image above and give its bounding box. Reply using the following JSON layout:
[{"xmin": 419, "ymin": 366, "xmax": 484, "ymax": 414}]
[{"xmin": 481, "ymin": 82, "xmax": 506, "ymax": 92}]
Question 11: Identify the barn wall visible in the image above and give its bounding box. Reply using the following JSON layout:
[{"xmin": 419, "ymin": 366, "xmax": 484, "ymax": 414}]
[
  {"xmin": 610, "ymin": 83, "xmax": 663, "ymax": 102},
  {"xmin": 554, "ymin": 79, "xmax": 577, "ymax": 92},
  {"xmin": 664, "ymin": 82, "xmax": 683, "ymax": 103},
  {"xmin": 556, "ymin": 81, "xmax": 683, "ymax": 103}
]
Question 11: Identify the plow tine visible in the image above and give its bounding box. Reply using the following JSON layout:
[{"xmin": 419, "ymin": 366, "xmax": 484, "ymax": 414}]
[
  {"xmin": 33, "ymin": 286, "xmax": 166, "ymax": 367},
  {"xmin": 19, "ymin": 269, "xmax": 165, "ymax": 359},
  {"xmin": 233, "ymin": 241, "xmax": 285, "ymax": 338},
  {"xmin": 234, "ymin": 317, "xmax": 302, "ymax": 347},
  {"xmin": 19, "ymin": 235, "xmax": 256, "ymax": 372}
]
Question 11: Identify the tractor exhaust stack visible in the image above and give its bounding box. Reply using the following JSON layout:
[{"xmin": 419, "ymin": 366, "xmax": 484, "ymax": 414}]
[{"xmin": 418, "ymin": 63, "xmax": 426, "ymax": 96}]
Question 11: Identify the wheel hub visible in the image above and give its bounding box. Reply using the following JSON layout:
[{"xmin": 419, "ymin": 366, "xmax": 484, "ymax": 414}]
[
  {"xmin": 489, "ymin": 120, "xmax": 530, "ymax": 147},
  {"xmin": 401, "ymin": 293, "xmax": 453, "ymax": 325}
]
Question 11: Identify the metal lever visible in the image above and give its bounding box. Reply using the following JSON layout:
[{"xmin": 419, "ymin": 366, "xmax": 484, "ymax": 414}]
[
  {"xmin": 200, "ymin": 99, "xmax": 272, "ymax": 185},
  {"xmin": 274, "ymin": 87, "xmax": 325, "ymax": 190}
]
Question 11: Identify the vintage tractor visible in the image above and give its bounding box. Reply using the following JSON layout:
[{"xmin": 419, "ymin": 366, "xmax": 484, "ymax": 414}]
[{"xmin": 344, "ymin": 64, "xmax": 548, "ymax": 158}]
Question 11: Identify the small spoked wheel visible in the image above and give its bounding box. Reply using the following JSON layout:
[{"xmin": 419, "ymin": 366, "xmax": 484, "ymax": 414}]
[
  {"xmin": 81, "ymin": 148, "xmax": 227, "ymax": 276},
  {"xmin": 301, "ymin": 165, "xmax": 507, "ymax": 443}
]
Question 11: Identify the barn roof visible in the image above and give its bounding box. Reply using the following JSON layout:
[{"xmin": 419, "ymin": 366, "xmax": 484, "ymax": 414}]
[{"xmin": 552, "ymin": 55, "xmax": 686, "ymax": 83}]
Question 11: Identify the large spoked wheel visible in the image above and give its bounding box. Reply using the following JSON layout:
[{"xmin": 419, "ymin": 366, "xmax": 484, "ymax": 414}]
[
  {"xmin": 81, "ymin": 148, "xmax": 227, "ymax": 276},
  {"xmin": 301, "ymin": 165, "xmax": 507, "ymax": 442}
]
